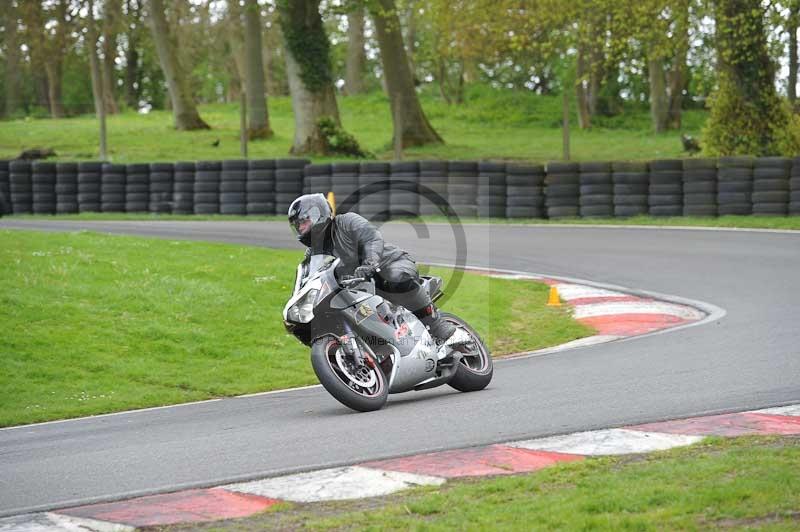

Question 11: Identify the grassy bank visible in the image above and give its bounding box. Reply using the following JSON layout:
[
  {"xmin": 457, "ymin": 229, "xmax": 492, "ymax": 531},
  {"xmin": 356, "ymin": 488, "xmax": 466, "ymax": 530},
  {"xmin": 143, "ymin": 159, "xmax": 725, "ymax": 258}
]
[
  {"xmin": 0, "ymin": 230, "xmax": 591, "ymax": 426},
  {"xmin": 6, "ymin": 213, "xmax": 800, "ymax": 230},
  {"xmin": 0, "ymin": 88, "xmax": 705, "ymax": 163},
  {"xmin": 169, "ymin": 436, "xmax": 800, "ymax": 531}
]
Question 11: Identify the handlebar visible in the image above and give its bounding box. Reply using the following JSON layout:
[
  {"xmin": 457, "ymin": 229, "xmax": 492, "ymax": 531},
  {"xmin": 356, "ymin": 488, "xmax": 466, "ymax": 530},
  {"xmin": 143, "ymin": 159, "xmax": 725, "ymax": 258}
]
[{"xmin": 341, "ymin": 276, "xmax": 368, "ymax": 287}]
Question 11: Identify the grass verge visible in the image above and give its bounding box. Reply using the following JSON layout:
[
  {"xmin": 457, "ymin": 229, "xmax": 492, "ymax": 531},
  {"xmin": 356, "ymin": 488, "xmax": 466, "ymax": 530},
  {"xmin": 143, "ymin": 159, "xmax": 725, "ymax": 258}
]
[
  {"xmin": 164, "ymin": 436, "xmax": 800, "ymax": 531},
  {"xmin": 5, "ymin": 213, "xmax": 800, "ymax": 230},
  {"xmin": 0, "ymin": 229, "xmax": 591, "ymax": 426}
]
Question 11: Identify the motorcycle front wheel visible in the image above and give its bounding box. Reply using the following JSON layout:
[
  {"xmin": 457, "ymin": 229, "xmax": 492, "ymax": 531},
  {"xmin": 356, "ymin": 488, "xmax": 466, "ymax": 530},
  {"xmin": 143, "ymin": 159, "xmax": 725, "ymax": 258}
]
[
  {"xmin": 441, "ymin": 312, "xmax": 494, "ymax": 392},
  {"xmin": 311, "ymin": 335, "xmax": 389, "ymax": 412}
]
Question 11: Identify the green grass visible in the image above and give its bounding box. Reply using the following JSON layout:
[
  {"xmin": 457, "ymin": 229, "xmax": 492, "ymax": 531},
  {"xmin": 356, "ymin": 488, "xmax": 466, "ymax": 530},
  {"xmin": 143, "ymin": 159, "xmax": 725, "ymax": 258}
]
[
  {"xmin": 7, "ymin": 212, "xmax": 800, "ymax": 230},
  {"xmin": 173, "ymin": 436, "xmax": 800, "ymax": 531},
  {"xmin": 0, "ymin": 229, "xmax": 591, "ymax": 426},
  {"xmin": 0, "ymin": 87, "xmax": 706, "ymax": 163}
]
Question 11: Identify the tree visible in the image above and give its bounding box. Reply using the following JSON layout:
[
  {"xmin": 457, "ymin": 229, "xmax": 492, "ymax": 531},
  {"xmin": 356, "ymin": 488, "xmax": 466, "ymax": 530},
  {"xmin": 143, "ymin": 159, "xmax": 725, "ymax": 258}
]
[
  {"xmin": 243, "ymin": 0, "xmax": 273, "ymax": 139},
  {"xmin": 40, "ymin": 0, "xmax": 71, "ymax": 118},
  {"xmin": 145, "ymin": 0, "xmax": 210, "ymax": 130},
  {"xmin": 123, "ymin": 0, "xmax": 143, "ymax": 109},
  {"xmin": 369, "ymin": 0, "xmax": 443, "ymax": 147},
  {"xmin": 344, "ymin": 5, "xmax": 367, "ymax": 95},
  {"xmin": 85, "ymin": 0, "xmax": 108, "ymax": 158},
  {"xmin": 3, "ymin": 1, "xmax": 23, "ymax": 117},
  {"xmin": 703, "ymin": 0, "xmax": 793, "ymax": 155},
  {"xmin": 789, "ymin": 1, "xmax": 799, "ymax": 102},
  {"xmin": 101, "ymin": 0, "xmax": 121, "ymax": 114}
]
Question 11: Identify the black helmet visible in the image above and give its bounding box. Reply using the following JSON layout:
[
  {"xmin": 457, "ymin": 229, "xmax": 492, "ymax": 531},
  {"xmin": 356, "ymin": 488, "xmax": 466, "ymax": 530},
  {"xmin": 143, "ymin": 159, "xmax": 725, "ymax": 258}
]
[{"xmin": 288, "ymin": 193, "xmax": 332, "ymax": 246}]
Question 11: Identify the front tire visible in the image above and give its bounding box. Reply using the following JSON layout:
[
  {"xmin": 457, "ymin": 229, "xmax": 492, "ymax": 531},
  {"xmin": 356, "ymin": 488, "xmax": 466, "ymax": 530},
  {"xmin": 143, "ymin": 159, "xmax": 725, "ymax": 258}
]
[
  {"xmin": 311, "ymin": 335, "xmax": 389, "ymax": 412},
  {"xmin": 441, "ymin": 313, "xmax": 494, "ymax": 392}
]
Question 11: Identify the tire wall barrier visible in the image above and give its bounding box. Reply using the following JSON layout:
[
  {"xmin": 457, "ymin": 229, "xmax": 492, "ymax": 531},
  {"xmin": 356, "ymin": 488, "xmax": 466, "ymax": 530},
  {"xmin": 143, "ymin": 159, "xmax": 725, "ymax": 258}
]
[{"xmin": 3, "ymin": 157, "xmax": 800, "ymax": 219}]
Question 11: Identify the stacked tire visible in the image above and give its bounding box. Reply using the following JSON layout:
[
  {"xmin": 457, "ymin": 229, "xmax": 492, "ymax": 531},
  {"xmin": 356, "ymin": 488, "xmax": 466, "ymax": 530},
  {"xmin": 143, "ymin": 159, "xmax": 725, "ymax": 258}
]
[
  {"xmin": 447, "ymin": 161, "xmax": 478, "ymax": 218},
  {"xmin": 247, "ymin": 160, "xmax": 275, "ymax": 215},
  {"xmin": 32, "ymin": 161, "xmax": 57, "ymax": 214},
  {"xmin": 172, "ymin": 162, "xmax": 195, "ymax": 215},
  {"xmin": 477, "ymin": 162, "xmax": 506, "ymax": 218},
  {"xmin": 194, "ymin": 161, "xmax": 221, "ymax": 215},
  {"xmin": 331, "ymin": 162, "xmax": 359, "ymax": 214},
  {"xmin": 752, "ymin": 157, "xmax": 790, "ymax": 216},
  {"xmin": 419, "ymin": 161, "xmax": 448, "ymax": 216},
  {"xmin": 220, "ymin": 160, "xmax": 248, "ymax": 215},
  {"xmin": 613, "ymin": 161, "xmax": 649, "ymax": 217},
  {"xmin": 149, "ymin": 163, "xmax": 173, "ymax": 214},
  {"xmin": 389, "ymin": 161, "xmax": 420, "ymax": 217},
  {"xmin": 303, "ymin": 163, "xmax": 333, "ymax": 196},
  {"xmin": 545, "ymin": 162, "xmax": 580, "ymax": 218},
  {"xmin": 682, "ymin": 159, "xmax": 717, "ymax": 216},
  {"xmin": 10, "ymin": 161, "xmax": 32, "ymax": 214},
  {"xmin": 357, "ymin": 162, "xmax": 390, "ymax": 220},
  {"xmin": 578, "ymin": 161, "xmax": 613, "ymax": 218},
  {"xmin": 125, "ymin": 164, "xmax": 149, "ymax": 213},
  {"xmin": 792, "ymin": 157, "xmax": 800, "ymax": 215},
  {"xmin": 0, "ymin": 161, "xmax": 10, "ymax": 214},
  {"xmin": 56, "ymin": 163, "xmax": 79, "ymax": 214},
  {"xmin": 648, "ymin": 159, "xmax": 683, "ymax": 217},
  {"xmin": 717, "ymin": 157, "xmax": 753, "ymax": 215},
  {"xmin": 78, "ymin": 162, "xmax": 102, "ymax": 213},
  {"xmin": 275, "ymin": 159, "xmax": 307, "ymax": 215},
  {"xmin": 505, "ymin": 164, "xmax": 545, "ymax": 218},
  {"xmin": 101, "ymin": 163, "xmax": 126, "ymax": 213}
]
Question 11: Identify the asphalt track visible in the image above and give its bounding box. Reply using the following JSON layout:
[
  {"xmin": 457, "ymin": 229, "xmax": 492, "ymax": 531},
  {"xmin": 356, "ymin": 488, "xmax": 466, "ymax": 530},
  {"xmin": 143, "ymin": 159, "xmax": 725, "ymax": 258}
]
[{"xmin": 1, "ymin": 219, "xmax": 799, "ymax": 517}]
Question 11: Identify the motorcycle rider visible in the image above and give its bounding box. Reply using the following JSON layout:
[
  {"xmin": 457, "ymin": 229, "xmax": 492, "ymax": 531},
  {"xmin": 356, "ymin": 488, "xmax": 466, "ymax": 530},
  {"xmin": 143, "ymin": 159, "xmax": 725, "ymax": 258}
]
[{"xmin": 288, "ymin": 193, "xmax": 468, "ymax": 346}]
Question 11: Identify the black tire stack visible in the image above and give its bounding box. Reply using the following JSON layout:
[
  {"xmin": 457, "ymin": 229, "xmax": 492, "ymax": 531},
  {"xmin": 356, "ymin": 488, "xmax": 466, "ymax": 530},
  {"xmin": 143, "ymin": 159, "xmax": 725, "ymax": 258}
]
[
  {"xmin": 612, "ymin": 161, "xmax": 649, "ymax": 217},
  {"xmin": 247, "ymin": 160, "xmax": 275, "ymax": 215},
  {"xmin": 100, "ymin": 163, "xmax": 126, "ymax": 213},
  {"xmin": 648, "ymin": 159, "xmax": 683, "ymax": 217},
  {"xmin": 194, "ymin": 161, "xmax": 221, "ymax": 215},
  {"xmin": 717, "ymin": 157, "xmax": 753, "ymax": 216},
  {"xmin": 10, "ymin": 161, "xmax": 33, "ymax": 214},
  {"xmin": 792, "ymin": 157, "xmax": 800, "ymax": 215},
  {"xmin": 682, "ymin": 159, "xmax": 717, "ymax": 217},
  {"xmin": 751, "ymin": 157, "xmax": 790, "ymax": 216},
  {"xmin": 77, "ymin": 162, "xmax": 102, "ymax": 213},
  {"xmin": 419, "ymin": 161, "xmax": 449, "ymax": 216},
  {"xmin": 389, "ymin": 161, "xmax": 420, "ymax": 217},
  {"xmin": 32, "ymin": 162, "xmax": 57, "ymax": 214},
  {"xmin": 303, "ymin": 163, "xmax": 333, "ymax": 195},
  {"xmin": 578, "ymin": 161, "xmax": 613, "ymax": 218},
  {"xmin": 477, "ymin": 162, "xmax": 506, "ymax": 218},
  {"xmin": 357, "ymin": 162, "xmax": 390, "ymax": 220},
  {"xmin": 0, "ymin": 161, "xmax": 10, "ymax": 214},
  {"xmin": 275, "ymin": 159, "xmax": 307, "ymax": 215},
  {"xmin": 149, "ymin": 163, "xmax": 173, "ymax": 214},
  {"xmin": 545, "ymin": 162, "xmax": 580, "ymax": 218},
  {"xmin": 447, "ymin": 161, "xmax": 478, "ymax": 218},
  {"xmin": 56, "ymin": 163, "xmax": 79, "ymax": 214},
  {"xmin": 505, "ymin": 164, "xmax": 545, "ymax": 219},
  {"xmin": 331, "ymin": 162, "xmax": 359, "ymax": 214},
  {"xmin": 125, "ymin": 164, "xmax": 149, "ymax": 213},
  {"xmin": 172, "ymin": 162, "xmax": 195, "ymax": 215},
  {"xmin": 219, "ymin": 160, "xmax": 248, "ymax": 215}
]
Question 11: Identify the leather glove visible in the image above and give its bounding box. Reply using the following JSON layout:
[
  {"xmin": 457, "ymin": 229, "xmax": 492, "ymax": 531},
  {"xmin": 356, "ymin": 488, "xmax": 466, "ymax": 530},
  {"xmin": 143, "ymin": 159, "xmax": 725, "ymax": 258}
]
[{"xmin": 354, "ymin": 262, "xmax": 379, "ymax": 280}]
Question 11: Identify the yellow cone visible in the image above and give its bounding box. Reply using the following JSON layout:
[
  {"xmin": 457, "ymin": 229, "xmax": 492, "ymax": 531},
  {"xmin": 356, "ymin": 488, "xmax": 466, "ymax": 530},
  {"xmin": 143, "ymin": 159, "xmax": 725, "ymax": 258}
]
[
  {"xmin": 327, "ymin": 191, "xmax": 336, "ymax": 216},
  {"xmin": 547, "ymin": 285, "xmax": 561, "ymax": 306}
]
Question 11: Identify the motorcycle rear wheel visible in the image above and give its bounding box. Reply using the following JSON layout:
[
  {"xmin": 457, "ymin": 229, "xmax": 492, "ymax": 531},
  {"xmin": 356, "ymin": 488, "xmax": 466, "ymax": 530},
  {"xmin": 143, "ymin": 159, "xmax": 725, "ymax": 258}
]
[
  {"xmin": 311, "ymin": 335, "xmax": 389, "ymax": 412},
  {"xmin": 441, "ymin": 313, "xmax": 494, "ymax": 392}
]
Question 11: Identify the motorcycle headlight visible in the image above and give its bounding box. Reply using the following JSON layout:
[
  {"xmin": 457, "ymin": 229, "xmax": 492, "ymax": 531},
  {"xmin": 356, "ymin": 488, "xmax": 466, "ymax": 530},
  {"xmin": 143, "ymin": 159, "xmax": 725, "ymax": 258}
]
[{"xmin": 287, "ymin": 289, "xmax": 319, "ymax": 323}]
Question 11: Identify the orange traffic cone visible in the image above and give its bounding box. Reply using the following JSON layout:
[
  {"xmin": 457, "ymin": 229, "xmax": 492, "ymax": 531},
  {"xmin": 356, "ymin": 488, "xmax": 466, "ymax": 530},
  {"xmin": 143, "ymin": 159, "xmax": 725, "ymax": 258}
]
[
  {"xmin": 547, "ymin": 285, "xmax": 561, "ymax": 306},
  {"xmin": 327, "ymin": 191, "xmax": 336, "ymax": 216}
]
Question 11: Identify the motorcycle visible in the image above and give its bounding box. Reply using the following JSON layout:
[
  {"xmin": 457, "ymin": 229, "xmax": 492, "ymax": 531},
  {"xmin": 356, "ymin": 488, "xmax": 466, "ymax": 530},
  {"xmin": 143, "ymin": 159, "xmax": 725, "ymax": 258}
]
[{"xmin": 283, "ymin": 254, "xmax": 493, "ymax": 412}]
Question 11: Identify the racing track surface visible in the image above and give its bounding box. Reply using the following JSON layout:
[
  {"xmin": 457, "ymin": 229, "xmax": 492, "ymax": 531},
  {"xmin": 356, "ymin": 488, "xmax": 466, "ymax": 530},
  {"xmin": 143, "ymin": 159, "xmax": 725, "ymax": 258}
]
[{"xmin": 1, "ymin": 219, "xmax": 799, "ymax": 516}]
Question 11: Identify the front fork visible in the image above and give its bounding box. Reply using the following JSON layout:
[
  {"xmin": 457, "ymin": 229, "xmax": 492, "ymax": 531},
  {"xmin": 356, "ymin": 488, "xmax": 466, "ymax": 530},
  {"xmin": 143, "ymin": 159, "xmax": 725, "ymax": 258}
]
[{"xmin": 339, "ymin": 321, "xmax": 368, "ymax": 367}]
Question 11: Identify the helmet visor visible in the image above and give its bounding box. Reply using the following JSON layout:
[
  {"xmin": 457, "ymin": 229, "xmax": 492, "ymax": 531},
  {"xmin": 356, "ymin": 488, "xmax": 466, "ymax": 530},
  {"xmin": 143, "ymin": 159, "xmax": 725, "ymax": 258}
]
[{"xmin": 290, "ymin": 205, "xmax": 322, "ymax": 237}]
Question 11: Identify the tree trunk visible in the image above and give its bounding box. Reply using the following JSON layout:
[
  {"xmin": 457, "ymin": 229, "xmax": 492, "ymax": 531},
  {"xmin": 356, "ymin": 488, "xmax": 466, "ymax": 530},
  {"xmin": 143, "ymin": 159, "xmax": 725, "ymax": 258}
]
[
  {"xmin": 44, "ymin": 62, "xmax": 65, "ymax": 118},
  {"xmin": 4, "ymin": 2, "xmax": 23, "ymax": 117},
  {"xmin": 101, "ymin": 0, "xmax": 121, "ymax": 115},
  {"xmin": 648, "ymin": 55, "xmax": 669, "ymax": 133},
  {"xmin": 344, "ymin": 7, "xmax": 366, "ymax": 95},
  {"xmin": 279, "ymin": 0, "xmax": 343, "ymax": 155},
  {"xmin": 789, "ymin": 3, "xmax": 799, "ymax": 102},
  {"xmin": 123, "ymin": 0, "xmax": 141, "ymax": 109},
  {"xmin": 667, "ymin": 0, "xmax": 689, "ymax": 129},
  {"xmin": 575, "ymin": 49, "xmax": 591, "ymax": 129},
  {"xmin": 87, "ymin": 0, "xmax": 108, "ymax": 158},
  {"xmin": 146, "ymin": 0, "xmax": 209, "ymax": 130},
  {"xmin": 369, "ymin": 0, "xmax": 443, "ymax": 147},
  {"xmin": 244, "ymin": 0, "xmax": 272, "ymax": 139}
]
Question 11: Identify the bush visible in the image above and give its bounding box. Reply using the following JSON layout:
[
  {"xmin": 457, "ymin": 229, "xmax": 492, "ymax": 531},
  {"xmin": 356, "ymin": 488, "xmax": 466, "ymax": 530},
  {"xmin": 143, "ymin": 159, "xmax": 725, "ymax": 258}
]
[{"xmin": 317, "ymin": 116, "xmax": 372, "ymax": 158}]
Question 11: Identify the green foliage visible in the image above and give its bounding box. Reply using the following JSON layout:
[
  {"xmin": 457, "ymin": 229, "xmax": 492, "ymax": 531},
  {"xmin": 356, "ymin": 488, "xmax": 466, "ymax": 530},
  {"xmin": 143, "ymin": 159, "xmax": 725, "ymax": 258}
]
[
  {"xmin": 317, "ymin": 116, "xmax": 371, "ymax": 158},
  {"xmin": 277, "ymin": 0, "xmax": 333, "ymax": 93}
]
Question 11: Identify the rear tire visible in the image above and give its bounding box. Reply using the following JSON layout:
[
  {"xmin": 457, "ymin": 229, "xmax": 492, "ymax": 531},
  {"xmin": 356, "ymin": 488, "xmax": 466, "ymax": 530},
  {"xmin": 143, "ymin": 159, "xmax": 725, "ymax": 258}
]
[
  {"xmin": 311, "ymin": 336, "xmax": 388, "ymax": 412},
  {"xmin": 441, "ymin": 313, "xmax": 493, "ymax": 392}
]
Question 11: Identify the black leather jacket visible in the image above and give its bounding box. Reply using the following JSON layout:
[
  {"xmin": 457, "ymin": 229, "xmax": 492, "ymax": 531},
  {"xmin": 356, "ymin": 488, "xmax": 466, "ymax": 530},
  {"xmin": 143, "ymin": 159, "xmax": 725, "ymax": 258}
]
[{"xmin": 309, "ymin": 213, "xmax": 408, "ymax": 274}]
